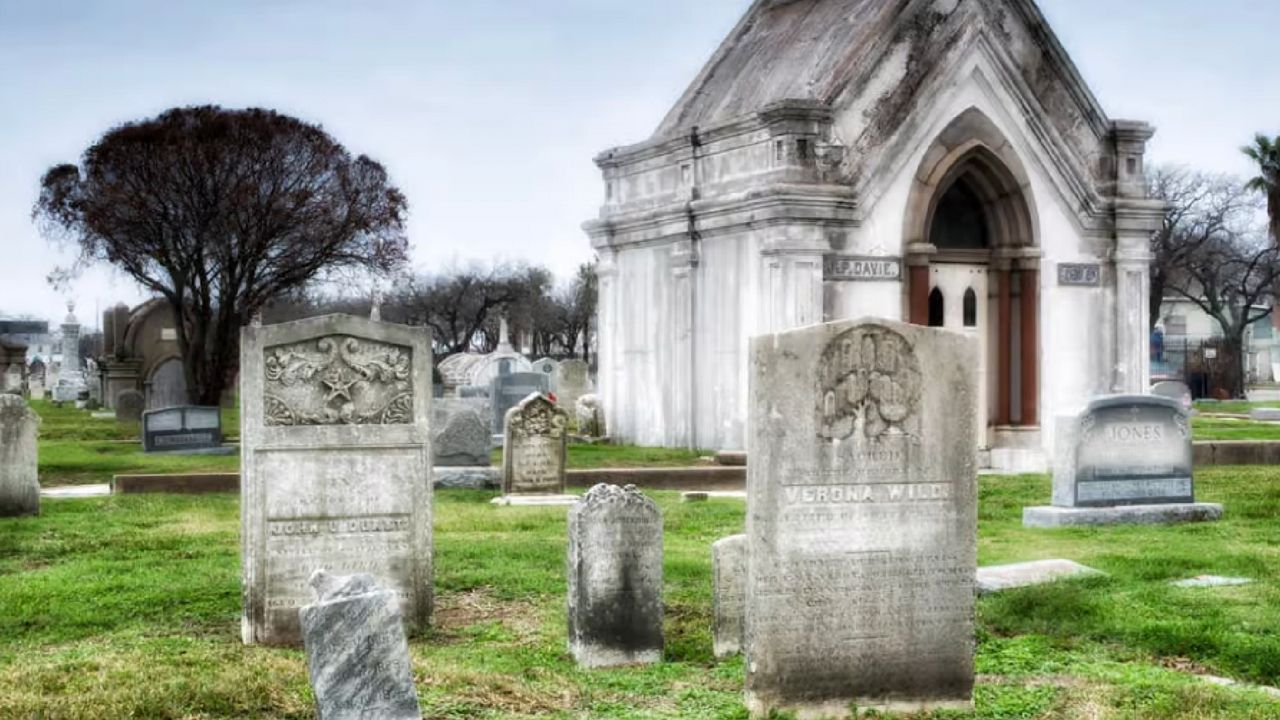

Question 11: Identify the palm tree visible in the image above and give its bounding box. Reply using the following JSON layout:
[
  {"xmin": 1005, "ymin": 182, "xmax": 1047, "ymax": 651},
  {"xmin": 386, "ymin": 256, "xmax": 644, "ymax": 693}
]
[{"xmin": 1243, "ymin": 133, "xmax": 1280, "ymax": 244}]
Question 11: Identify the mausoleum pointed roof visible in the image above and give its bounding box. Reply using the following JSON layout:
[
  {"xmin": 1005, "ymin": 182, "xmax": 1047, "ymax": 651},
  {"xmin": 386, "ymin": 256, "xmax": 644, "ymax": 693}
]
[{"xmin": 654, "ymin": 0, "xmax": 1108, "ymax": 144}]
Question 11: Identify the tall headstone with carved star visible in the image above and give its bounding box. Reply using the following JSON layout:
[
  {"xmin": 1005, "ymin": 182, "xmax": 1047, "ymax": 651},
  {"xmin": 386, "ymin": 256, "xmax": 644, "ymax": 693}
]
[{"xmin": 240, "ymin": 315, "xmax": 433, "ymax": 647}]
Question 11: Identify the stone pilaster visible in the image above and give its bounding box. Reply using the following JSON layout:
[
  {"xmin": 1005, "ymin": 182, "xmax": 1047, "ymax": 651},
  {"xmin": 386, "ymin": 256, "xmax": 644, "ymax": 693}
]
[
  {"xmin": 594, "ymin": 252, "xmax": 620, "ymax": 440},
  {"xmin": 1114, "ymin": 199, "xmax": 1163, "ymax": 394},
  {"xmin": 669, "ymin": 242, "xmax": 699, "ymax": 448}
]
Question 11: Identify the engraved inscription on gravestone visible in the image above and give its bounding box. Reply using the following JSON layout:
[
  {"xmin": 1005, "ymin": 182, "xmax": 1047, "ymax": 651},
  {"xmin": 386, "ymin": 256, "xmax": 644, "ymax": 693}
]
[
  {"xmin": 567, "ymin": 484, "xmax": 664, "ymax": 668},
  {"xmin": 142, "ymin": 406, "xmax": 222, "ymax": 453},
  {"xmin": 241, "ymin": 315, "xmax": 433, "ymax": 647},
  {"xmin": 712, "ymin": 534, "xmax": 746, "ymax": 659},
  {"xmin": 1069, "ymin": 395, "xmax": 1194, "ymax": 507},
  {"xmin": 746, "ymin": 319, "xmax": 977, "ymax": 717},
  {"xmin": 503, "ymin": 393, "xmax": 569, "ymax": 495}
]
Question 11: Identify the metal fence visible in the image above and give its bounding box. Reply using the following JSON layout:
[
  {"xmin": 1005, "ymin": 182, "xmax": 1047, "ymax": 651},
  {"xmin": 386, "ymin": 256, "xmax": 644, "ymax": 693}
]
[{"xmin": 1151, "ymin": 334, "xmax": 1271, "ymax": 399}]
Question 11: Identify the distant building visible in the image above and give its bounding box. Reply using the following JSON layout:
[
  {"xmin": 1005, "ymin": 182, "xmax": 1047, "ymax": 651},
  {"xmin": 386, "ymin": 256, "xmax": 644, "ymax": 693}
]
[
  {"xmin": 1155, "ymin": 298, "xmax": 1276, "ymax": 385},
  {"xmin": 0, "ymin": 319, "xmax": 54, "ymax": 364},
  {"xmin": 97, "ymin": 300, "xmax": 186, "ymax": 409}
]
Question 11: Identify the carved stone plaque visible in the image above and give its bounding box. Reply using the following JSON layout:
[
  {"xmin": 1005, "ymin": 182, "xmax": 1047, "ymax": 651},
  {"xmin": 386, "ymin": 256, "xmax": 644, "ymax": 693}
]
[
  {"xmin": 1058, "ymin": 263, "xmax": 1101, "ymax": 287},
  {"xmin": 263, "ymin": 336, "xmax": 414, "ymax": 426},
  {"xmin": 746, "ymin": 319, "xmax": 978, "ymax": 717},
  {"xmin": 823, "ymin": 255, "xmax": 903, "ymax": 282}
]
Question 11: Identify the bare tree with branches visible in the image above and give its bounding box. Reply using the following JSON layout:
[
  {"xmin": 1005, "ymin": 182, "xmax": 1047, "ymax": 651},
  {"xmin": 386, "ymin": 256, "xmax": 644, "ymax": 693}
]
[
  {"xmin": 34, "ymin": 106, "xmax": 409, "ymax": 405},
  {"xmin": 1150, "ymin": 166, "xmax": 1278, "ymax": 397}
]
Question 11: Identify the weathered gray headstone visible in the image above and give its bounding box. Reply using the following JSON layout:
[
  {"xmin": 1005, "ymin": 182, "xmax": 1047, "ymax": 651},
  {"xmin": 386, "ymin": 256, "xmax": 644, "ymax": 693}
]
[
  {"xmin": 502, "ymin": 393, "xmax": 568, "ymax": 495},
  {"xmin": 533, "ymin": 357, "xmax": 560, "ymax": 387},
  {"xmin": 1151, "ymin": 380, "xmax": 1193, "ymax": 411},
  {"xmin": 115, "ymin": 389, "xmax": 145, "ymax": 423},
  {"xmin": 1056, "ymin": 396, "xmax": 1193, "ymax": 508},
  {"xmin": 712, "ymin": 534, "xmax": 746, "ymax": 659},
  {"xmin": 241, "ymin": 314, "xmax": 433, "ymax": 647},
  {"xmin": 567, "ymin": 484, "xmax": 664, "ymax": 668},
  {"xmin": 142, "ymin": 406, "xmax": 222, "ymax": 453},
  {"xmin": 0, "ymin": 395, "xmax": 40, "ymax": 517},
  {"xmin": 556, "ymin": 359, "xmax": 591, "ymax": 413},
  {"xmin": 299, "ymin": 571, "xmax": 422, "ymax": 720},
  {"xmin": 1025, "ymin": 399, "xmax": 1222, "ymax": 527},
  {"xmin": 433, "ymin": 408, "xmax": 490, "ymax": 467},
  {"xmin": 491, "ymin": 372, "xmax": 549, "ymax": 434},
  {"xmin": 746, "ymin": 319, "xmax": 978, "ymax": 716},
  {"xmin": 575, "ymin": 393, "xmax": 605, "ymax": 437}
]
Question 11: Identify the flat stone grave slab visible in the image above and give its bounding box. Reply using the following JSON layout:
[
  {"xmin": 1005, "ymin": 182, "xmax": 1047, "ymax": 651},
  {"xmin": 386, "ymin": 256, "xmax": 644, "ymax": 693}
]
[
  {"xmin": 41, "ymin": 484, "xmax": 110, "ymax": 499},
  {"xmin": 1024, "ymin": 503, "xmax": 1223, "ymax": 528},
  {"xmin": 1250, "ymin": 408, "xmax": 1280, "ymax": 422},
  {"xmin": 490, "ymin": 494, "xmax": 578, "ymax": 507},
  {"xmin": 1172, "ymin": 575, "xmax": 1254, "ymax": 588},
  {"xmin": 976, "ymin": 560, "xmax": 1104, "ymax": 595},
  {"xmin": 681, "ymin": 491, "xmax": 747, "ymax": 502}
]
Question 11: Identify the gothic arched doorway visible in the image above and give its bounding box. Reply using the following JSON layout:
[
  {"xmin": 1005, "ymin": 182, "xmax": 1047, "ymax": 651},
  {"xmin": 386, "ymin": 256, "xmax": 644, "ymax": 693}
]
[{"xmin": 903, "ymin": 109, "xmax": 1041, "ymax": 453}]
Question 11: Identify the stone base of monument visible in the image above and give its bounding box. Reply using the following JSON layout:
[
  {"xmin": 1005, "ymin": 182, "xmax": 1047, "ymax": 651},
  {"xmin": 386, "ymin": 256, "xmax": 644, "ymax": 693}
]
[
  {"xmin": 433, "ymin": 467, "xmax": 500, "ymax": 490},
  {"xmin": 491, "ymin": 494, "xmax": 579, "ymax": 507},
  {"xmin": 1023, "ymin": 503, "xmax": 1223, "ymax": 528},
  {"xmin": 745, "ymin": 697, "xmax": 974, "ymax": 719},
  {"xmin": 144, "ymin": 445, "xmax": 238, "ymax": 457}
]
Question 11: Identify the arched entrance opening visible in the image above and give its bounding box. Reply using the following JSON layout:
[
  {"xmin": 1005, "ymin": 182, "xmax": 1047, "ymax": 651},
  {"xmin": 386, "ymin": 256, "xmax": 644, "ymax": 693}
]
[
  {"xmin": 903, "ymin": 108, "xmax": 1041, "ymax": 452},
  {"xmin": 146, "ymin": 357, "xmax": 188, "ymax": 409}
]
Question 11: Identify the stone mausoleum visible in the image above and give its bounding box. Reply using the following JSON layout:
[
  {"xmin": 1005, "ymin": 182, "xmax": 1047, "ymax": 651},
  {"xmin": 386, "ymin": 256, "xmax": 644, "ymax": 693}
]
[{"xmin": 585, "ymin": 0, "xmax": 1163, "ymax": 470}]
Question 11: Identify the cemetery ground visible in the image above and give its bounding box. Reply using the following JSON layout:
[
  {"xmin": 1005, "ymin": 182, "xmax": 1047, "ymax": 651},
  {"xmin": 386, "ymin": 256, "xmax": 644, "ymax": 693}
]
[{"xmin": 2, "ymin": 472, "xmax": 1279, "ymax": 718}]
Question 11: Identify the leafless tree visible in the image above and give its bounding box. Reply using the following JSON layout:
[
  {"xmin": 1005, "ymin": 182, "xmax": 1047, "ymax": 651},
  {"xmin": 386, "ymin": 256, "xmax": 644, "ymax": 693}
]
[
  {"xmin": 33, "ymin": 106, "xmax": 409, "ymax": 405},
  {"xmin": 1150, "ymin": 167, "xmax": 1277, "ymax": 397}
]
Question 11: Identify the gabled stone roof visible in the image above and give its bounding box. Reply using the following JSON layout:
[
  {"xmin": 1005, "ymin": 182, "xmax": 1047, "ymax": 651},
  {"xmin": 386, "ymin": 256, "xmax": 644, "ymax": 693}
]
[
  {"xmin": 657, "ymin": 0, "xmax": 893, "ymax": 136},
  {"xmin": 655, "ymin": 0, "xmax": 1109, "ymax": 145}
]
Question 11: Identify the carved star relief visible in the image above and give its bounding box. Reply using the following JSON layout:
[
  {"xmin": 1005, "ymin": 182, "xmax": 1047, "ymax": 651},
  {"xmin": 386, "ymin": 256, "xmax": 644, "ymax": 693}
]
[{"xmin": 323, "ymin": 374, "xmax": 358, "ymax": 403}]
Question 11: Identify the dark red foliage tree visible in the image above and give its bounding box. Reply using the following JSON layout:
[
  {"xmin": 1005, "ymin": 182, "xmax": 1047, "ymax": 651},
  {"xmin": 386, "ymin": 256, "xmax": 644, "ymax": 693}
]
[{"xmin": 34, "ymin": 106, "xmax": 409, "ymax": 405}]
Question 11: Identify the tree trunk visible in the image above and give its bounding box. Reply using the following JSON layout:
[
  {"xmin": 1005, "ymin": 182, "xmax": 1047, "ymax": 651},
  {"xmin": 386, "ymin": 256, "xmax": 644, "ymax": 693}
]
[{"xmin": 1222, "ymin": 333, "xmax": 1247, "ymax": 400}]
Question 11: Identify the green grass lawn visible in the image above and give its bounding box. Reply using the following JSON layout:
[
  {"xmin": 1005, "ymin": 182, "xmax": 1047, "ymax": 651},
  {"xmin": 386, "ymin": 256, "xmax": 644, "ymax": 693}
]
[
  {"xmin": 1192, "ymin": 417, "xmax": 1280, "ymax": 441},
  {"xmin": 1195, "ymin": 400, "xmax": 1280, "ymax": 416},
  {"xmin": 2, "ymin": 470, "xmax": 1279, "ymax": 718}
]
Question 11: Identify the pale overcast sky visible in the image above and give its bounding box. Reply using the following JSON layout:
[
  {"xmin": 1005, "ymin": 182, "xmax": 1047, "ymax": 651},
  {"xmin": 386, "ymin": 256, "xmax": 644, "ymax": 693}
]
[{"xmin": 1, "ymin": 0, "xmax": 1277, "ymax": 329}]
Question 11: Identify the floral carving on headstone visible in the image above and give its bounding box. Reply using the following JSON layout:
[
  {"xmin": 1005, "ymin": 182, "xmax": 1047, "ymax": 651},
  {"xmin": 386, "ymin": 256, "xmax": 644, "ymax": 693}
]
[
  {"xmin": 816, "ymin": 325, "xmax": 922, "ymax": 441},
  {"xmin": 510, "ymin": 395, "xmax": 567, "ymax": 439},
  {"xmin": 263, "ymin": 336, "xmax": 414, "ymax": 426}
]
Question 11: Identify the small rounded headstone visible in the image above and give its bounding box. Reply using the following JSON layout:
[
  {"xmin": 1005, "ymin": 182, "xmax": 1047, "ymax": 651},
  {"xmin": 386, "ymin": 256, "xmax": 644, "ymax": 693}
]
[{"xmin": 115, "ymin": 389, "xmax": 145, "ymax": 423}]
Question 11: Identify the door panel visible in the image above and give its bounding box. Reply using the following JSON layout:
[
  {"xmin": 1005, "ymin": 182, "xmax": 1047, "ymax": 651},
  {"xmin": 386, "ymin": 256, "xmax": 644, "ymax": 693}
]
[{"xmin": 930, "ymin": 264, "xmax": 990, "ymax": 448}]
